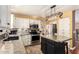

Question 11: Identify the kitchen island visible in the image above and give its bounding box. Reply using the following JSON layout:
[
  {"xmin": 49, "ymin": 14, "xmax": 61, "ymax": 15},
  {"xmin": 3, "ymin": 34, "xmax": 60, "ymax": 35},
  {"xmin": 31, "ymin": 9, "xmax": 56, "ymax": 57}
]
[{"xmin": 41, "ymin": 35, "xmax": 72, "ymax": 54}]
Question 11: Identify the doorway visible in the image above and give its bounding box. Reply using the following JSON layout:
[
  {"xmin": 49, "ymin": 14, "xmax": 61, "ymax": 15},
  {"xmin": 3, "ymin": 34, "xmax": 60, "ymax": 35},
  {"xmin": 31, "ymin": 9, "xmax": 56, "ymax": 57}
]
[
  {"xmin": 52, "ymin": 24, "xmax": 57, "ymax": 35},
  {"xmin": 74, "ymin": 10, "xmax": 79, "ymax": 48}
]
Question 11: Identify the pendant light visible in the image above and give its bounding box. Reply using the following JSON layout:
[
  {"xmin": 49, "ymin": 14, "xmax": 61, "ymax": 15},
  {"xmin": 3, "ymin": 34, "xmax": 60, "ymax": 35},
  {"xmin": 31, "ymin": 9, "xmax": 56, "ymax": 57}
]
[{"xmin": 46, "ymin": 5, "xmax": 63, "ymax": 19}]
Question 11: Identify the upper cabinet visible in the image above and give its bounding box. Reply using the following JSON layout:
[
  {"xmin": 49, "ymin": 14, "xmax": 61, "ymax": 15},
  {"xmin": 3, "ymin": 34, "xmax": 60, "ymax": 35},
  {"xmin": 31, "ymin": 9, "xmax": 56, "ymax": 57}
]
[
  {"xmin": 13, "ymin": 17, "xmax": 41, "ymax": 29},
  {"xmin": 0, "ymin": 5, "xmax": 11, "ymax": 27},
  {"xmin": 13, "ymin": 18, "xmax": 30, "ymax": 29},
  {"xmin": 58, "ymin": 17, "xmax": 70, "ymax": 38}
]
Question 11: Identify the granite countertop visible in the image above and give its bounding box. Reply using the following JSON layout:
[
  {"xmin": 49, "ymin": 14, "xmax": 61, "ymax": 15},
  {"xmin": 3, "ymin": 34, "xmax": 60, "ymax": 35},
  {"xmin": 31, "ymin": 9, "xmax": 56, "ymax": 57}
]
[
  {"xmin": 41, "ymin": 35, "xmax": 72, "ymax": 42},
  {"xmin": 20, "ymin": 33, "xmax": 40, "ymax": 36},
  {"xmin": 0, "ymin": 38, "xmax": 26, "ymax": 54},
  {"xmin": 0, "ymin": 32, "xmax": 5, "ymax": 35}
]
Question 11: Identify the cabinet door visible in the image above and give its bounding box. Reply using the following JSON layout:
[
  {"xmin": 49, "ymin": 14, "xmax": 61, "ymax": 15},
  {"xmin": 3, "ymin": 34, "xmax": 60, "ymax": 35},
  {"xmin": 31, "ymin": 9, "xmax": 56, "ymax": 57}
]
[
  {"xmin": 0, "ymin": 6, "xmax": 10, "ymax": 27},
  {"xmin": 14, "ymin": 18, "xmax": 29, "ymax": 28},
  {"xmin": 26, "ymin": 35, "xmax": 31, "ymax": 45},
  {"xmin": 46, "ymin": 42, "xmax": 55, "ymax": 54},
  {"xmin": 58, "ymin": 17, "xmax": 70, "ymax": 37},
  {"xmin": 21, "ymin": 35, "xmax": 31, "ymax": 46}
]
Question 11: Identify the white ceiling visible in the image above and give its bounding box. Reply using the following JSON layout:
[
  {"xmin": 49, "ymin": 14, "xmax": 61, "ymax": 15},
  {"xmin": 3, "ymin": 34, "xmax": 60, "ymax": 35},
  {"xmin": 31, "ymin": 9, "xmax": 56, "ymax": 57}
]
[
  {"xmin": 11, "ymin": 5, "xmax": 51, "ymax": 17},
  {"xmin": 11, "ymin": 5, "xmax": 79, "ymax": 17}
]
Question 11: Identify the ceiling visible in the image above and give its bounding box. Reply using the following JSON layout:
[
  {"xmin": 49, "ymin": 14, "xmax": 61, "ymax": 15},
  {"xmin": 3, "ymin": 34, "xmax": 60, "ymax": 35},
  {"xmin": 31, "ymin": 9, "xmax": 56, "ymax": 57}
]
[
  {"xmin": 11, "ymin": 5, "xmax": 51, "ymax": 17},
  {"xmin": 11, "ymin": 5, "xmax": 79, "ymax": 17}
]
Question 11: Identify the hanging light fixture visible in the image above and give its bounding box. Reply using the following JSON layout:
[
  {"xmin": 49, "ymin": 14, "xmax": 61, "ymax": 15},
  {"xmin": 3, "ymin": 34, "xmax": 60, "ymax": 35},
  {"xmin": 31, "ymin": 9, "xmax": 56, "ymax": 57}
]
[
  {"xmin": 46, "ymin": 5, "xmax": 63, "ymax": 19},
  {"xmin": 51, "ymin": 5, "xmax": 56, "ymax": 20},
  {"xmin": 50, "ymin": 5, "xmax": 56, "ymax": 15}
]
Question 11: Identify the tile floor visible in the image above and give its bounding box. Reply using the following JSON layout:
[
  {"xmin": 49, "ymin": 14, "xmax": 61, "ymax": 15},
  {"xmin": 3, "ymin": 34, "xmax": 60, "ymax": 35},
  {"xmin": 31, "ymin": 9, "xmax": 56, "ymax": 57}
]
[{"xmin": 25, "ymin": 44, "xmax": 42, "ymax": 54}]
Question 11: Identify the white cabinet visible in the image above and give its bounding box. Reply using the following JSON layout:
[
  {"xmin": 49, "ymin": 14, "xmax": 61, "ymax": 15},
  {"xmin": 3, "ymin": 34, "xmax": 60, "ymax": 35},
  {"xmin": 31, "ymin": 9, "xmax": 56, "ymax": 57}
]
[
  {"xmin": 0, "ymin": 5, "xmax": 11, "ymax": 27},
  {"xmin": 14, "ymin": 18, "xmax": 30, "ymax": 28},
  {"xmin": 20, "ymin": 35, "xmax": 31, "ymax": 46},
  {"xmin": 58, "ymin": 17, "xmax": 70, "ymax": 37}
]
